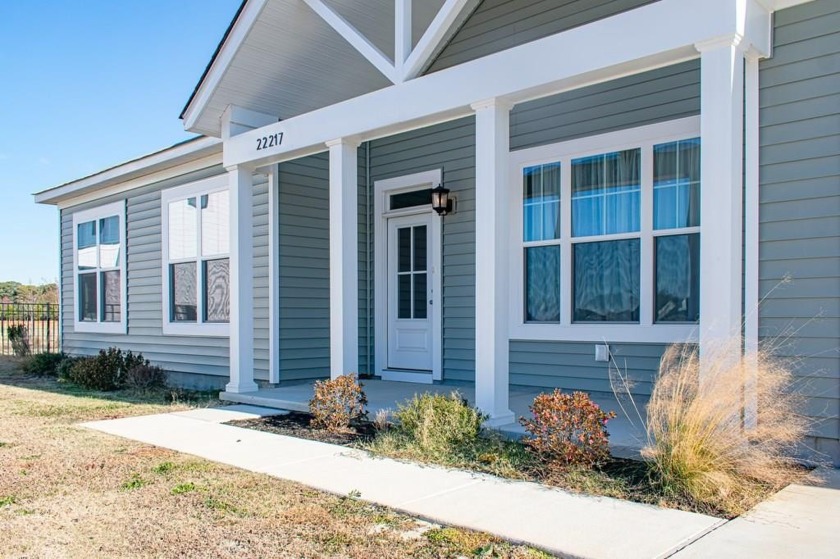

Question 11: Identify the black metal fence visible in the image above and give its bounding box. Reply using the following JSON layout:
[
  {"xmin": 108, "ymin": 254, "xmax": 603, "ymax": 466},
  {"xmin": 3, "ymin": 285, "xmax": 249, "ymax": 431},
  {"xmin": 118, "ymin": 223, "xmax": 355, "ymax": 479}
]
[{"xmin": 0, "ymin": 303, "xmax": 60, "ymax": 356}]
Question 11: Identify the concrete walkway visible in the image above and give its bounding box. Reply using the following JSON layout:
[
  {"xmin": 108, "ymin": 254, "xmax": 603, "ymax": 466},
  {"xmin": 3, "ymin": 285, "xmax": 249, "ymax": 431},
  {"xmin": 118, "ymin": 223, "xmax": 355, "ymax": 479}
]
[{"xmin": 81, "ymin": 406, "xmax": 838, "ymax": 559}]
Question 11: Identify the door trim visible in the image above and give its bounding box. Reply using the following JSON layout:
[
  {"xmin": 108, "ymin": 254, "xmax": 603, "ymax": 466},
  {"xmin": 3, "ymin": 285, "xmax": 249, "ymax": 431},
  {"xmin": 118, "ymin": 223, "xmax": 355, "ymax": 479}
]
[{"xmin": 374, "ymin": 169, "xmax": 442, "ymax": 382}]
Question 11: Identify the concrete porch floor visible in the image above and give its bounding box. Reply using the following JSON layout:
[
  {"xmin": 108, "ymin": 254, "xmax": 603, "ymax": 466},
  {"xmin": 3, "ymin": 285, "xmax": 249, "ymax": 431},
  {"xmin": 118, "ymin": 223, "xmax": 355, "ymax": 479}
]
[{"xmin": 221, "ymin": 379, "xmax": 648, "ymax": 457}]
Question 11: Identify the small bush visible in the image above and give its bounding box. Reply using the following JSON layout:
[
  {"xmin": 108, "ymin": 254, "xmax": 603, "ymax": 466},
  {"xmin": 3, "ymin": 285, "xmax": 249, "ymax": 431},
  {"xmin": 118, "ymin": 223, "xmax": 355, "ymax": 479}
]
[
  {"xmin": 7, "ymin": 325, "xmax": 30, "ymax": 357},
  {"xmin": 643, "ymin": 343, "xmax": 808, "ymax": 515},
  {"xmin": 393, "ymin": 392, "xmax": 485, "ymax": 457},
  {"xmin": 65, "ymin": 347, "xmax": 153, "ymax": 391},
  {"xmin": 309, "ymin": 373, "xmax": 368, "ymax": 432},
  {"xmin": 520, "ymin": 389, "xmax": 616, "ymax": 471},
  {"xmin": 56, "ymin": 356, "xmax": 81, "ymax": 381},
  {"xmin": 21, "ymin": 352, "xmax": 66, "ymax": 376},
  {"xmin": 124, "ymin": 364, "xmax": 167, "ymax": 390}
]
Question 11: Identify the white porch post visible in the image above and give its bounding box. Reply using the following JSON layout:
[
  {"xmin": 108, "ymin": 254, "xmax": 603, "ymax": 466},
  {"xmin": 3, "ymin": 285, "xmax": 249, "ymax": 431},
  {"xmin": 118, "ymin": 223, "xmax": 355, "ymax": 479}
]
[
  {"xmin": 327, "ymin": 138, "xmax": 360, "ymax": 378},
  {"xmin": 473, "ymin": 99, "xmax": 515, "ymax": 426},
  {"xmin": 697, "ymin": 35, "xmax": 745, "ymax": 369},
  {"xmin": 226, "ymin": 165, "xmax": 258, "ymax": 393}
]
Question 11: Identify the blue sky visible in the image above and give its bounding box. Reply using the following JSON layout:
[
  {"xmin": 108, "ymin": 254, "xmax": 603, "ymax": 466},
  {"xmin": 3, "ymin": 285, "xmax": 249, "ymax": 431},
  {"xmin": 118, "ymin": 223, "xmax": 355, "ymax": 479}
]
[{"xmin": 0, "ymin": 1, "xmax": 240, "ymax": 284}]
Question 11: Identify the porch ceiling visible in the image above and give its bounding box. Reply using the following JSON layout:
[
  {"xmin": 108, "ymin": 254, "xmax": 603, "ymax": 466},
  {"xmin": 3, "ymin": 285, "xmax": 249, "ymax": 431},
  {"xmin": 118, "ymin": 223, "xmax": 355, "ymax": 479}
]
[{"xmin": 185, "ymin": 0, "xmax": 393, "ymax": 137}]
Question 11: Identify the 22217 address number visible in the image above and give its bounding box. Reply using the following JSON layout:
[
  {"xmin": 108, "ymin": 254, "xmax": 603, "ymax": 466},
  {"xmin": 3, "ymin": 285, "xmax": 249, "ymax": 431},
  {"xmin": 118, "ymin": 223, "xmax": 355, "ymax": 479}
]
[{"xmin": 256, "ymin": 132, "xmax": 284, "ymax": 151}]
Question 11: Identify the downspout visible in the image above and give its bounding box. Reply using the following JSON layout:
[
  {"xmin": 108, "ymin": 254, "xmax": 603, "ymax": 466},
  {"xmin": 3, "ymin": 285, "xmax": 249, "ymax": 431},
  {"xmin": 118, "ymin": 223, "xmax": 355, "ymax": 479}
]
[{"xmin": 366, "ymin": 141, "xmax": 373, "ymax": 374}]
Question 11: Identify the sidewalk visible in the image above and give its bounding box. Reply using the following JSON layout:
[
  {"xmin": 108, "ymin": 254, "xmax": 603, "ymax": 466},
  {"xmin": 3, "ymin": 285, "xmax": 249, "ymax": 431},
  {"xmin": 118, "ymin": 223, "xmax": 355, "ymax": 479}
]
[{"xmin": 81, "ymin": 405, "xmax": 837, "ymax": 559}]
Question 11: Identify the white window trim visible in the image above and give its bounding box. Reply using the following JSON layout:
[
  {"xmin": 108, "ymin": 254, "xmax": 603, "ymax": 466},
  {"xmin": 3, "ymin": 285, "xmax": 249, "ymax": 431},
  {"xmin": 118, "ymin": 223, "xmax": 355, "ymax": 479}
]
[
  {"xmin": 374, "ymin": 169, "xmax": 443, "ymax": 382},
  {"xmin": 508, "ymin": 116, "xmax": 701, "ymax": 344},
  {"xmin": 72, "ymin": 200, "xmax": 127, "ymax": 334},
  {"xmin": 160, "ymin": 174, "xmax": 230, "ymax": 337}
]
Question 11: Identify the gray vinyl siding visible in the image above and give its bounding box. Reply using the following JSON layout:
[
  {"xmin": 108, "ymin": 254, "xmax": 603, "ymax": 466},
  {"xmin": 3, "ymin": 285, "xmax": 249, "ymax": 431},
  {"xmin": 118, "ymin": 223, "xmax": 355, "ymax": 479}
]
[
  {"xmin": 510, "ymin": 60, "xmax": 700, "ymax": 150},
  {"xmin": 428, "ymin": 0, "xmax": 660, "ymax": 73},
  {"xmin": 276, "ymin": 154, "xmax": 331, "ymax": 381},
  {"xmin": 369, "ymin": 117, "xmax": 478, "ymax": 382},
  {"xmin": 505, "ymin": 62, "xmax": 700, "ymax": 393},
  {"xmin": 60, "ymin": 164, "xmax": 271, "ymax": 383},
  {"xmin": 510, "ymin": 342, "xmax": 667, "ymax": 396},
  {"xmin": 758, "ymin": 0, "xmax": 840, "ymax": 446}
]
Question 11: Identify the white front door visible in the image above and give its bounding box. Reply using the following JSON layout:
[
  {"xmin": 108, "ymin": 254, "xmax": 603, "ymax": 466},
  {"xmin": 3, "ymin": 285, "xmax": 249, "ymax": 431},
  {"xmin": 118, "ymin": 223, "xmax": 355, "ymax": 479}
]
[{"xmin": 387, "ymin": 213, "xmax": 433, "ymax": 372}]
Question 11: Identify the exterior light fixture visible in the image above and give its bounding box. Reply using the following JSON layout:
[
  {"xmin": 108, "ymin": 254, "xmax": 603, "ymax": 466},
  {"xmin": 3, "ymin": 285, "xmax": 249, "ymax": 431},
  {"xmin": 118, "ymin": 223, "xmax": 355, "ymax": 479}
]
[{"xmin": 431, "ymin": 184, "xmax": 453, "ymax": 216}]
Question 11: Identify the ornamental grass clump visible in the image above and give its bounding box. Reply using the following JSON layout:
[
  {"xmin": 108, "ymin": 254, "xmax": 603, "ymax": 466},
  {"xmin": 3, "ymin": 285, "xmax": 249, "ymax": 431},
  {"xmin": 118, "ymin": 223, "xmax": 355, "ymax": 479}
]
[
  {"xmin": 520, "ymin": 390, "xmax": 616, "ymax": 472},
  {"xmin": 309, "ymin": 373, "xmax": 368, "ymax": 433},
  {"xmin": 393, "ymin": 392, "xmax": 485, "ymax": 458},
  {"xmin": 644, "ymin": 343, "xmax": 809, "ymax": 515}
]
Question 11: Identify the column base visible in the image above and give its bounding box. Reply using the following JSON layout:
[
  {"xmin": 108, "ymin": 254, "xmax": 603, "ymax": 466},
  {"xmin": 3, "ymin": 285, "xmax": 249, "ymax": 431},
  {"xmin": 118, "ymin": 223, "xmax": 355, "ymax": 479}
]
[
  {"xmin": 483, "ymin": 410, "xmax": 516, "ymax": 428},
  {"xmin": 224, "ymin": 380, "xmax": 259, "ymax": 394}
]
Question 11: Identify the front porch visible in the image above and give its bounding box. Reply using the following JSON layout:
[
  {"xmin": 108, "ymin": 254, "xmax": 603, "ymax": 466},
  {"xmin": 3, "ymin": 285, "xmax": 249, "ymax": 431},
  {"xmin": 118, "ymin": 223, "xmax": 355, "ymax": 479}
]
[{"xmin": 221, "ymin": 380, "xmax": 647, "ymax": 457}]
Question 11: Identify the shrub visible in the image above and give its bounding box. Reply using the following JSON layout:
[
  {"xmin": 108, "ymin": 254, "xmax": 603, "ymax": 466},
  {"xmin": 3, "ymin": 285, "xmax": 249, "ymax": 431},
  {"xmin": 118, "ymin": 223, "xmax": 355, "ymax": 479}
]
[
  {"xmin": 520, "ymin": 390, "xmax": 616, "ymax": 471},
  {"xmin": 309, "ymin": 373, "xmax": 368, "ymax": 432},
  {"xmin": 21, "ymin": 352, "xmax": 66, "ymax": 376},
  {"xmin": 7, "ymin": 325, "xmax": 30, "ymax": 357},
  {"xmin": 392, "ymin": 392, "xmax": 486, "ymax": 457},
  {"xmin": 643, "ymin": 343, "xmax": 808, "ymax": 515},
  {"xmin": 56, "ymin": 356, "xmax": 81, "ymax": 381},
  {"xmin": 68, "ymin": 356, "xmax": 120, "ymax": 391},
  {"xmin": 124, "ymin": 364, "xmax": 167, "ymax": 390},
  {"xmin": 65, "ymin": 347, "xmax": 152, "ymax": 391}
]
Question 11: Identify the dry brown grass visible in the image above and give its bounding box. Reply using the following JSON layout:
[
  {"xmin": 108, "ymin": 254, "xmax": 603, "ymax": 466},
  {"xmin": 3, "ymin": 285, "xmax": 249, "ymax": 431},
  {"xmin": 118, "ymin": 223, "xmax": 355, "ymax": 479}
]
[
  {"xmin": 0, "ymin": 357, "xmax": 551, "ymax": 558},
  {"xmin": 643, "ymin": 343, "xmax": 811, "ymax": 516}
]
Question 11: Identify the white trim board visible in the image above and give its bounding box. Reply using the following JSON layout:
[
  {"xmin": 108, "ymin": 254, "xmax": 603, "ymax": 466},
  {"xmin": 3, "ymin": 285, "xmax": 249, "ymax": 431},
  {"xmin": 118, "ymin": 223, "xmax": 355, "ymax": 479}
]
[
  {"xmin": 36, "ymin": 137, "xmax": 221, "ymax": 206},
  {"xmin": 224, "ymin": 0, "xmax": 771, "ymax": 169},
  {"xmin": 374, "ymin": 169, "xmax": 443, "ymax": 383}
]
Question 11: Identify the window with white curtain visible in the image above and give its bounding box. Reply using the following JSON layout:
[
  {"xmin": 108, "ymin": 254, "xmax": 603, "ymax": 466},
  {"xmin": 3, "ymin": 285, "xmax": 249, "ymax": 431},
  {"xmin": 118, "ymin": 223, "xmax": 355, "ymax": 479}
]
[
  {"xmin": 161, "ymin": 175, "xmax": 230, "ymax": 336},
  {"xmin": 72, "ymin": 201, "xmax": 126, "ymax": 334},
  {"xmin": 511, "ymin": 117, "xmax": 701, "ymax": 343}
]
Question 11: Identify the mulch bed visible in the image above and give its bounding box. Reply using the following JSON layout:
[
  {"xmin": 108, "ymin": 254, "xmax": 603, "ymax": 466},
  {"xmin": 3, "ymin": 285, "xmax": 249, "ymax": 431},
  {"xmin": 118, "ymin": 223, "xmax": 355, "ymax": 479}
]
[{"xmin": 229, "ymin": 411, "xmax": 377, "ymax": 446}]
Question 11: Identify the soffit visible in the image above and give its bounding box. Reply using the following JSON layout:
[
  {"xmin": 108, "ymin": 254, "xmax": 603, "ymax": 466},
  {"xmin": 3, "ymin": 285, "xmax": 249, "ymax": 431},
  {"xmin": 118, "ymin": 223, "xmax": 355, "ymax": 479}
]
[{"xmin": 189, "ymin": 0, "xmax": 393, "ymax": 137}]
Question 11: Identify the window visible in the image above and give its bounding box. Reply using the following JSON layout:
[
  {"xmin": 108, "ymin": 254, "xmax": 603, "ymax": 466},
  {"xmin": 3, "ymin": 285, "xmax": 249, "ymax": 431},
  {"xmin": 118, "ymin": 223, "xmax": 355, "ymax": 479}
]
[
  {"xmin": 161, "ymin": 176, "xmax": 230, "ymax": 336},
  {"xmin": 72, "ymin": 201, "xmax": 126, "ymax": 333},
  {"xmin": 511, "ymin": 117, "xmax": 701, "ymax": 343}
]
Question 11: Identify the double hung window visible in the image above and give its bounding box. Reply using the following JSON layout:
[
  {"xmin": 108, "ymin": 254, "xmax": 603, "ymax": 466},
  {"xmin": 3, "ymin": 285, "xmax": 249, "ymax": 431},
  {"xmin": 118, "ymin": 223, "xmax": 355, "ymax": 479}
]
[
  {"xmin": 72, "ymin": 201, "xmax": 126, "ymax": 333},
  {"xmin": 512, "ymin": 117, "xmax": 701, "ymax": 342},
  {"xmin": 161, "ymin": 176, "xmax": 230, "ymax": 336}
]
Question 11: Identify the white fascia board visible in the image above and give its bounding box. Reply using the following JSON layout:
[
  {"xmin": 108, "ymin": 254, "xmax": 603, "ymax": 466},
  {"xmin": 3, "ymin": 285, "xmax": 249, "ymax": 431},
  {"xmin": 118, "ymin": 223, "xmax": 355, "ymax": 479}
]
[
  {"xmin": 771, "ymin": 0, "xmax": 817, "ymax": 10},
  {"xmin": 225, "ymin": 0, "xmax": 771, "ymax": 169},
  {"xmin": 35, "ymin": 137, "xmax": 222, "ymax": 206},
  {"xmin": 402, "ymin": 0, "xmax": 478, "ymax": 80},
  {"xmin": 302, "ymin": 0, "xmax": 398, "ymax": 83},
  {"xmin": 181, "ymin": 0, "xmax": 270, "ymax": 134}
]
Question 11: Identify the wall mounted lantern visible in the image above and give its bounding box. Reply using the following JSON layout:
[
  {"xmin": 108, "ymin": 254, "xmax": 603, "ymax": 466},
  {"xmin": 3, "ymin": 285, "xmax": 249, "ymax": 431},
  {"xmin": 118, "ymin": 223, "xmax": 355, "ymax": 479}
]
[{"xmin": 431, "ymin": 184, "xmax": 453, "ymax": 216}]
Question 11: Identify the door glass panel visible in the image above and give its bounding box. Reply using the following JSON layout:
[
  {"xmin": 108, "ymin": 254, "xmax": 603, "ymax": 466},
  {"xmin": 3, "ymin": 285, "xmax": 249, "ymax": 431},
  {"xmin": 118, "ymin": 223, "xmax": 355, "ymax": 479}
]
[
  {"xmin": 413, "ymin": 225, "xmax": 427, "ymax": 271},
  {"xmin": 413, "ymin": 273, "xmax": 427, "ymax": 319},
  {"xmin": 398, "ymin": 274, "xmax": 411, "ymax": 319},
  {"xmin": 398, "ymin": 227, "xmax": 411, "ymax": 272}
]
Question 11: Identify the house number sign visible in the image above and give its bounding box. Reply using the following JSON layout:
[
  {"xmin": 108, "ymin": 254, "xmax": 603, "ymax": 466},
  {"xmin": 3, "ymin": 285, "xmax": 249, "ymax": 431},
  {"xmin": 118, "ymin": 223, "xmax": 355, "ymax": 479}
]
[{"xmin": 256, "ymin": 132, "xmax": 284, "ymax": 151}]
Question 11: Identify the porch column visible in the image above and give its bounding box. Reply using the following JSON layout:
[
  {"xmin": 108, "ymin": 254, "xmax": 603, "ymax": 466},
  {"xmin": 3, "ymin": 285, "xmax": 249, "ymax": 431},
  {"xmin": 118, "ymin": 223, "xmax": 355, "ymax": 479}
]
[
  {"xmin": 472, "ymin": 99, "xmax": 515, "ymax": 426},
  {"xmin": 696, "ymin": 35, "xmax": 745, "ymax": 368},
  {"xmin": 327, "ymin": 137, "xmax": 360, "ymax": 378},
  {"xmin": 226, "ymin": 165, "xmax": 258, "ymax": 393}
]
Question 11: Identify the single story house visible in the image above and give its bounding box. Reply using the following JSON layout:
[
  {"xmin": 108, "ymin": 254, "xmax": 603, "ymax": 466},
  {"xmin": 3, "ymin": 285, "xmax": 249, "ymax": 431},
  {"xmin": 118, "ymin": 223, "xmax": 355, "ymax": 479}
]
[{"xmin": 35, "ymin": 0, "xmax": 839, "ymax": 464}]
